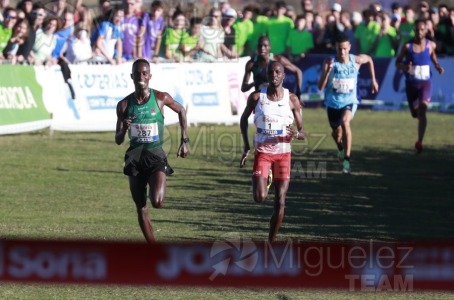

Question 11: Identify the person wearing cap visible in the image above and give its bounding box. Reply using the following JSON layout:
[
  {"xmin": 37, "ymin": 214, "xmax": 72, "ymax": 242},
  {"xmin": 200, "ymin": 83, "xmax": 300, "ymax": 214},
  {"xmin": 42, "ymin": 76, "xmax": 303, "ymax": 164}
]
[
  {"xmin": 331, "ymin": 2, "xmax": 345, "ymax": 33},
  {"xmin": 331, "ymin": 3, "xmax": 341, "ymax": 19},
  {"xmin": 220, "ymin": 7, "xmax": 238, "ymax": 59},
  {"xmin": 351, "ymin": 11, "xmax": 362, "ymax": 30}
]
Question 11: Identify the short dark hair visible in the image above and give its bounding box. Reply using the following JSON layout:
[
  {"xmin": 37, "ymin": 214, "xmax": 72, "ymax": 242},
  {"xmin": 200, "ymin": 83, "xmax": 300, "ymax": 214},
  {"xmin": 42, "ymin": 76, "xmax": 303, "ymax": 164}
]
[
  {"xmin": 42, "ymin": 16, "xmax": 61, "ymax": 31},
  {"xmin": 258, "ymin": 35, "xmax": 270, "ymax": 44},
  {"xmin": 415, "ymin": 18, "xmax": 427, "ymax": 27},
  {"xmin": 391, "ymin": 2, "xmax": 400, "ymax": 10},
  {"xmin": 32, "ymin": 1, "xmax": 45, "ymax": 11},
  {"xmin": 275, "ymin": 1, "xmax": 287, "ymax": 9},
  {"xmin": 3, "ymin": 7, "xmax": 16, "ymax": 17},
  {"xmin": 336, "ymin": 34, "xmax": 349, "ymax": 44},
  {"xmin": 132, "ymin": 58, "xmax": 150, "ymax": 71},
  {"xmin": 267, "ymin": 60, "xmax": 284, "ymax": 74},
  {"xmin": 190, "ymin": 16, "xmax": 202, "ymax": 27},
  {"xmin": 295, "ymin": 14, "xmax": 305, "ymax": 21},
  {"xmin": 151, "ymin": 0, "xmax": 163, "ymax": 9}
]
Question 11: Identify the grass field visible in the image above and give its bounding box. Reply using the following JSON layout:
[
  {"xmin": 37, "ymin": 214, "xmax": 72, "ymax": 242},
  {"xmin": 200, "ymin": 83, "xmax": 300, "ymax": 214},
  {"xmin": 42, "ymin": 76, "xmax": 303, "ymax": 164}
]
[{"xmin": 1, "ymin": 108, "xmax": 453, "ymax": 299}]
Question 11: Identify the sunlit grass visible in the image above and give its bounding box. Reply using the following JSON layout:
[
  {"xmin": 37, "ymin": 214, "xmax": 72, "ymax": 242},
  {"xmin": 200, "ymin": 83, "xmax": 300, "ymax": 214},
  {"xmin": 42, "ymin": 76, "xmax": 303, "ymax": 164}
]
[{"xmin": 1, "ymin": 109, "xmax": 453, "ymax": 298}]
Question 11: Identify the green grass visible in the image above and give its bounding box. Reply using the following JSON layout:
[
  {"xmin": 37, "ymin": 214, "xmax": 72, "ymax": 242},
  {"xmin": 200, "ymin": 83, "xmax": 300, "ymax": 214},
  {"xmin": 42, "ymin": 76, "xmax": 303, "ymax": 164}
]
[{"xmin": 1, "ymin": 109, "xmax": 453, "ymax": 299}]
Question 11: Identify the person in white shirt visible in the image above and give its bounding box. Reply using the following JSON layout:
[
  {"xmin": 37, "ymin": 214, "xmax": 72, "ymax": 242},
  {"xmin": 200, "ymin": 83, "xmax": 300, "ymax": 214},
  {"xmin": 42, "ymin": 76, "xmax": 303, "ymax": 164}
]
[
  {"xmin": 199, "ymin": 7, "xmax": 224, "ymax": 62},
  {"xmin": 66, "ymin": 26, "xmax": 93, "ymax": 63},
  {"xmin": 240, "ymin": 61, "xmax": 305, "ymax": 243}
]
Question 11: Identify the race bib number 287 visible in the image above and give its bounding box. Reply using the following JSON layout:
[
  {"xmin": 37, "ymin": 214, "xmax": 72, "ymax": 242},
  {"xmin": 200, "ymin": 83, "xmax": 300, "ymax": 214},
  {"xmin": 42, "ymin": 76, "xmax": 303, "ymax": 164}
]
[{"xmin": 131, "ymin": 123, "xmax": 159, "ymax": 143}]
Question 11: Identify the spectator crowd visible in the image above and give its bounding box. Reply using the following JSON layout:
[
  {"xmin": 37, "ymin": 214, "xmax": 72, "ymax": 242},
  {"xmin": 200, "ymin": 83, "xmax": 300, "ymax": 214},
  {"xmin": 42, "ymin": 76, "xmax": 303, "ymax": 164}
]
[{"xmin": 0, "ymin": 0, "xmax": 453, "ymax": 66}]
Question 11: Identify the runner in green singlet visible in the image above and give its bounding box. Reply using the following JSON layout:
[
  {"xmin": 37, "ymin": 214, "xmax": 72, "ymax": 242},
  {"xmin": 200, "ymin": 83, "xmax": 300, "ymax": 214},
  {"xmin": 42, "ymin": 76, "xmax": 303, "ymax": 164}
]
[
  {"xmin": 115, "ymin": 58, "xmax": 189, "ymax": 243},
  {"xmin": 241, "ymin": 35, "xmax": 303, "ymax": 100}
]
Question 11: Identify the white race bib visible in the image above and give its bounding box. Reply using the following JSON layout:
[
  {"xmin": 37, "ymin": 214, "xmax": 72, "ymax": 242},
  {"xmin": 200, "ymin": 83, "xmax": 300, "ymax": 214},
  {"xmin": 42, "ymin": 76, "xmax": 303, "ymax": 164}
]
[
  {"xmin": 333, "ymin": 78, "xmax": 355, "ymax": 94},
  {"xmin": 130, "ymin": 122, "xmax": 159, "ymax": 143},
  {"xmin": 410, "ymin": 65, "xmax": 430, "ymax": 80},
  {"xmin": 256, "ymin": 118, "xmax": 285, "ymax": 135}
]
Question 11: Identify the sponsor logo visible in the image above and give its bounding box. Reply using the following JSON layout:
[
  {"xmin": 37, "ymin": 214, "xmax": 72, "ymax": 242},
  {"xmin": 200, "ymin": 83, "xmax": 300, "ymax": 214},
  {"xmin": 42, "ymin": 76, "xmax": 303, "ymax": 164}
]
[
  {"xmin": 156, "ymin": 234, "xmax": 300, "ymax": 281},
  {"xmin": 0, "ymin": 242, "xmax": 107, "ymax": 281}
]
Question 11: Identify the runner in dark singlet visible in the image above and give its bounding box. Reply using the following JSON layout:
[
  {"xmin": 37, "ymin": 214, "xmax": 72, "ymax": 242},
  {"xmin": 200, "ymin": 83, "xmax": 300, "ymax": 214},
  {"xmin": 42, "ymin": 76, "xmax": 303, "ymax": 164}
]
[{"xmin": 395, "ymin": 19, "xmax": 444, "ymax": 153}]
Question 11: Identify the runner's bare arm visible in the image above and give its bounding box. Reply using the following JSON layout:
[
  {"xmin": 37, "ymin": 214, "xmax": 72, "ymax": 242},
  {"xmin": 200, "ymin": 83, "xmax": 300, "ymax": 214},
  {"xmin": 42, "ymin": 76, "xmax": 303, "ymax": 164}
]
[
  {"xmin": 289, "ymin": 93, "xmax": 304, "ymax": 140},
  {"xmin": 115, "ymin": 99, "xmax": 130, "ymax": 145},
  {"xmin": 356, "ymin": 54, "xmax": 379, "ymax": 93},
  {"xmin": 158, "ymin": 91, "xmax": 189, "ymax": 158},
  {"xmin": 240, "ymin": 91, "xmax": 260, "ymax": 167},
  {"xmin": 241, "ymin": 59, "xmax": 255, "ymax": 92}
]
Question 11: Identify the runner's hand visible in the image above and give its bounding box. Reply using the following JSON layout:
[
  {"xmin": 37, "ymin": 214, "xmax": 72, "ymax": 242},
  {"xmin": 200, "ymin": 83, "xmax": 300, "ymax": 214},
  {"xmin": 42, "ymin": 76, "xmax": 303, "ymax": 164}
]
[
  {"xmin": 177, "ymin": 142, "xmax": 189, "ymax": 158},
  {"xmin": 240, "ymin": 149, "xmax": 250, "ymax": 168}
]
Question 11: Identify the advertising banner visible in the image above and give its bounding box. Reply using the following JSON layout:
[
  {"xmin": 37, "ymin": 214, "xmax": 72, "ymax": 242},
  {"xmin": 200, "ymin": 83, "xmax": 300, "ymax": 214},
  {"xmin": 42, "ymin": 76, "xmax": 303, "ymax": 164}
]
[
  {"xmin": 1, "ymin": 238, "xmax": 453, "ymax": 291},
  {"xmin": 50, "ymin": 63, "xmax": 135, "ymax": 131},
  {"xmin": 373, "ymin": 58, "xmax": 454, "ymax": 112},
  {"xmin": 1, "ymin": 57, "xmax": 453, "ymax": 136},
  {"xmin": 296, "ymin": 55, "xmax": 391, "ymax": 105},
  {"xmin": 49, "ymin": 61, "xmax": 249, "ymax": 131},
  {"xmin": 0, "ymin": 65, "xmax": 51, "ymax": 134},
  {"xmin": 296, "ymin": 55, "xmax": 454, "ymax": 112},
  {"xmin": 182, "ymin": 62, "xmax": 238, "ymax": 125}
]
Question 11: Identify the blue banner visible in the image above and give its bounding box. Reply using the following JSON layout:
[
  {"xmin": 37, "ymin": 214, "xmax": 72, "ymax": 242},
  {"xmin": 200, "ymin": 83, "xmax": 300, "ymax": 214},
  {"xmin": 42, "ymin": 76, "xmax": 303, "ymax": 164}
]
[{"xmin": 293, "ymin": 54, "xmax": 454, "ymax": 113}]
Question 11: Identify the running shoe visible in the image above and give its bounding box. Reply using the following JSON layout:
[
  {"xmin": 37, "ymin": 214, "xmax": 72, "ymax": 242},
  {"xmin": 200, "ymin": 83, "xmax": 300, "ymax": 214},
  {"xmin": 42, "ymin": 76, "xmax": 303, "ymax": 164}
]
[
  {"xmin": 415, "ymin": 141, "xmax": 423, "ymax": 154},
  {"xmin": 267, "ymin": 169, "xmax": 273, "ymax": 190},
  {"xmin": 337, "ymin": 149, "xmax": 345, "ymax": 164},
  {"xmin": 342, "ymin": 160, "xmax": 351, "ymax": 174}
]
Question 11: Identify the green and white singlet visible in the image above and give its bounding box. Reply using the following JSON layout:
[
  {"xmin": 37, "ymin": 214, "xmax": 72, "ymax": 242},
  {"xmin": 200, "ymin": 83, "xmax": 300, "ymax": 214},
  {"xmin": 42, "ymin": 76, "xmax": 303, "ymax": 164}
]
[{"xmin": 127, "ymin": 89, "xmax": 164, "ymax": 151}]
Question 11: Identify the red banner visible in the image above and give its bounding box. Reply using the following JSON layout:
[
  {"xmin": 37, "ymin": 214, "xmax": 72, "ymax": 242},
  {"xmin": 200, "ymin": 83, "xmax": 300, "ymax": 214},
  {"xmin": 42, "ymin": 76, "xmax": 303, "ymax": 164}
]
[{"xmin": 1, "ymin": 238, "xmax": 453, "ymax": 291}]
